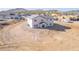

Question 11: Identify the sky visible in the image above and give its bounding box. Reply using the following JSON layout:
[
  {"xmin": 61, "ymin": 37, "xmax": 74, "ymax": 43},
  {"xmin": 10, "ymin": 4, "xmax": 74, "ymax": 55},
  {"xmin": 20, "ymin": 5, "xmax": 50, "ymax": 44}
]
[{"xmin": 0, "ymin": 8, "xmax": 79, "ymax": 11}]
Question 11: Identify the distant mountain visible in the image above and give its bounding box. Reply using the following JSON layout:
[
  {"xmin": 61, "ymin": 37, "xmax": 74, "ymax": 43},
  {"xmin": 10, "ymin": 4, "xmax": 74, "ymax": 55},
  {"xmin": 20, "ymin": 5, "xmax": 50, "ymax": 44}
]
[
  {"xmin": 0, "ymin": 8, "xmax": 79, "ymax": 16},
  {"xmin": 6, "ymin": 8, "xmax": 26, "ymax": 13},
  {"xmin": 0, "ymin": 8, "xmax": 26, "ymax": 16}
]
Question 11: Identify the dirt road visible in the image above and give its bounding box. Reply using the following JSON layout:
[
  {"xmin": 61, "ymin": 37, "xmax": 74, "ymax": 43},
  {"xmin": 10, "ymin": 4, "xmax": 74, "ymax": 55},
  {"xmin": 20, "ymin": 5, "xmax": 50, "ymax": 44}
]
[{"xmin": 0, "ymin": 21, "xmax": 79, "ymax": 51}]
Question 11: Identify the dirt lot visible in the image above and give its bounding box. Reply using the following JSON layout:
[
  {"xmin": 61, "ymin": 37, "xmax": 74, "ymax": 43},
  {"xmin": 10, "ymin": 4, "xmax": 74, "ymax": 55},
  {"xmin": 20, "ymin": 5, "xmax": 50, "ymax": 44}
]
[{"xmin": 0, "ymin": 21, "xmax": 79, "ymax": 51}]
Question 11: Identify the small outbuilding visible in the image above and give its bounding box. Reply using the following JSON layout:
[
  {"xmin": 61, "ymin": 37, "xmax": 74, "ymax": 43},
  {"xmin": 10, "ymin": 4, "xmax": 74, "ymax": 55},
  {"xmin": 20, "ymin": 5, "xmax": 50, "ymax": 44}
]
[{"xmin": 26, "ymin": 14, "xmax": 54, "ymax": 28}]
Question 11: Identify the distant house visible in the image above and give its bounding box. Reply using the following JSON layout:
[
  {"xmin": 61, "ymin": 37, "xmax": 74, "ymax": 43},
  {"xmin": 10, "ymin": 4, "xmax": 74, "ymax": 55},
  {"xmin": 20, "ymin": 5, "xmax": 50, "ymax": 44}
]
[
  {"xmin": 0, "ymin": 13, "xmax": 15, "ymax": 20},
  {"xmin": 26, "ymin": 14, "xmax": 54, "ymax": 28}
]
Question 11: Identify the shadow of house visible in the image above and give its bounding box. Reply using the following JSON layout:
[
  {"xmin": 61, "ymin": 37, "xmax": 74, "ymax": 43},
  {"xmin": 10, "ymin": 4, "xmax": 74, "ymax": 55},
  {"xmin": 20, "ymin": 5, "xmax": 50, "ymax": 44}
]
[
  {"xmin": 35, "ymin": 23, "xmax": 71, "ymax": 32},
  {"xmin": 47, "ymin": 23, "xmax": 71, "ymax": 31}
]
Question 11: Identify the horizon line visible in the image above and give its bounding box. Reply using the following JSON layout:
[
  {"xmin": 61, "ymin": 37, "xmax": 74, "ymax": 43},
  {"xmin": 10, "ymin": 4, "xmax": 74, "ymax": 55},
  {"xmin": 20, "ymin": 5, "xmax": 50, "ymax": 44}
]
[{"xmin": 0, "ymin": 8, "xmax": 79, "ymax": 11}]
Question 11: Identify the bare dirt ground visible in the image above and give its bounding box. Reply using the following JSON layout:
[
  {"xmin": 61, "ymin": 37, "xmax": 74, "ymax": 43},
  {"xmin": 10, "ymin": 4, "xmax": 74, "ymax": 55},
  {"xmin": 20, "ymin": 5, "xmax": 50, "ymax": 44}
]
[{"xmin": 0, "ymin": 21, "xmax": 79, "ymax": 51}]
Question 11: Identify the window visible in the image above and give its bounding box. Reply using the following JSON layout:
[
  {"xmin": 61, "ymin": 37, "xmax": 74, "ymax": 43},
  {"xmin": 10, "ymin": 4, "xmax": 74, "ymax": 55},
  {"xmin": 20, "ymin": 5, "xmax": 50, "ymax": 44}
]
[
  {"xmin": 41, "ymin": 19, "xmax": 44, "ymax": 21},
  {"xmin": 11, "ymin": 17, "xmax": 14, "ymax": 19},
  {"xmin": 34, "ymin": 24, "xmax": 38, "ymax": 27},
  {"xmin": 50, "ymin": 23, "xmax": 52, "ymax": 25},
  {"xmin": 27, "ymin": 24, "xmax": 30, "ymax": 26},
  {"xmin": 50, "ymin": 19, "xmax": 52, "ymax": 21},
  {"xmin": 10, "ymin": 13, "xmax": 15, "ymax": 15},
  {"xmin": 34, "ymin": 19, "xmax": 37, "ymax": 22}
]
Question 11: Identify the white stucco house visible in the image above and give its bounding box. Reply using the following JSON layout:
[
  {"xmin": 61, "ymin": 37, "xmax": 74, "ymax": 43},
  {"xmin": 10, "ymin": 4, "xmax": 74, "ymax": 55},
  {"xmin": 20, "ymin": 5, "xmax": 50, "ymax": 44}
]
[{"xmin": 26, "ymin": 14, "xmax": 54, "ymax": 28}]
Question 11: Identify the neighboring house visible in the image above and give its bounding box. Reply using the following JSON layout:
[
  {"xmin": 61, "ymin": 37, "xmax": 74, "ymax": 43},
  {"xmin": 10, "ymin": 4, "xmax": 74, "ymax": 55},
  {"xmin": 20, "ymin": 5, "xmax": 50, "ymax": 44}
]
[
  {"xmin": 0, "ymin": 14, "xmax": 14, "ymax": 20},
  {"xmin": 0, "ymin": 13, "xmax": 22, "ymax": 20},
  {"xmin": 26, "ymin": 14, "xmax": 54, "ymax": 28}
]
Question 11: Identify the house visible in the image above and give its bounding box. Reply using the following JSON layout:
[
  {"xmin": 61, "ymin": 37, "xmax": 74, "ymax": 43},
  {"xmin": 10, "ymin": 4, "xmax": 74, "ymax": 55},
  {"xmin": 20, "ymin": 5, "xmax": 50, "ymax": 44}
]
[
  {"xmin": 0, "ymin": 13, "xmax": 15, "ymax": 20},
  {"xmin": 26, "ymin": 14, "xmax": 54, "ymax": 28}
]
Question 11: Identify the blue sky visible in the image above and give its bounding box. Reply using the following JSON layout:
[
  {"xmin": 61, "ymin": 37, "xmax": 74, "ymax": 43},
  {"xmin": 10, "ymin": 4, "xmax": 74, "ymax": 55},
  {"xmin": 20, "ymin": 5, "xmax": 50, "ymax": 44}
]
[{"xmin": 0, "ymin": 8, "xmax": 79, "ymax": 11}]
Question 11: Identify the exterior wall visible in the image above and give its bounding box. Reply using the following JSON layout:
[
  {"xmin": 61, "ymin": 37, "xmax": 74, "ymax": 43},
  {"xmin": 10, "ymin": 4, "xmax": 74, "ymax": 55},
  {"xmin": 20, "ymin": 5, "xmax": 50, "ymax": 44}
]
[
  {"xmin": 5, "ymin": 16, "xmax": 11, "ymax": 19},
  {"xmin": 47, "ymin": 18, "xmax": 54, "ymax": 26},
  {"xmin": 0, "ymin": 15, "xmax": 14, "ymax": 19},
  {"xmin": 32, "ymin": 16, "xmax": 54, "ymax": 28},
  {"xmin": 32, "ymin": 16, "xmax": 46, "ymax": 28},
  {"xmin": 27, "ymin": 16, "xmax": 54, "ymax": 28},
  {"xmin": 0, "ymin": 16, "xmax": 3, "ymax": 18},
  {"xmin": 27, "ymin": 18, "xmax": 33, "ymax": 28}
]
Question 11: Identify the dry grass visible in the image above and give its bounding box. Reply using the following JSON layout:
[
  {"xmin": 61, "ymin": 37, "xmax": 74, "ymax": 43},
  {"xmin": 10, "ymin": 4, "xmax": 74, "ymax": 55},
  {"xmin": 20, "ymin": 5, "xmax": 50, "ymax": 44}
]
[{"xmin": 0, "ymin": 21, "xmax": 79, "ymax": 51}]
